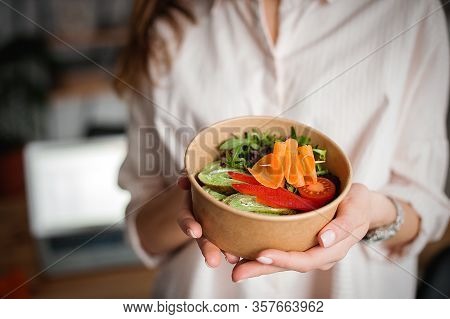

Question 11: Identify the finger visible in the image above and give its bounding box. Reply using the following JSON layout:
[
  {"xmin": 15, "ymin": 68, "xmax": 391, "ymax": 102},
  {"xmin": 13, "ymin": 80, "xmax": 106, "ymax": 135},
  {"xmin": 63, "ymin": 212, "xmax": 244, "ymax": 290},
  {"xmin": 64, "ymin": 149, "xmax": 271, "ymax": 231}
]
[
  {"xmin": 223, "ymin": 251, "xmax": 240, "ymax": 264},
  {"xmin": 318, "ymin": 184, "xmax": 369, "ymax": 248},
  {"xmin": 256, "ymin": 225, "xmax": 367, "ymax": 272},
  {"xmin": 255, "ymin": 250, "xmax": 315, "ymax": 273},
  {"xmin": 178, "ymin": 213, "xmax": 202, "ymax": 239},
  {"xmin": 256, "ymin": 247, "xmax": 333, "ymax": 272},
  {"xmin": 387, "ymin": 245, "xmax": 404, "ymax": 259},
  {"xmin": 177, "ymin": 191, "xmax": 202, "ymax": 239},
  {"xmin": 318, "ymin": 212, "xmax": 357, "ymax": 248},
  {"xmin": 197, "ymin": 237, "xmax": 222, "ymax": 268},
  {"xmin": 178, "ymin": 175, "xmax": 191, "ymax": 190},
  {"xmin": 319, "ymin": 262, "xmax": 336, "ymax": 271},
  {"xmin": 232, "ymin": 260, "xmax": 285, "ymax": 282}
]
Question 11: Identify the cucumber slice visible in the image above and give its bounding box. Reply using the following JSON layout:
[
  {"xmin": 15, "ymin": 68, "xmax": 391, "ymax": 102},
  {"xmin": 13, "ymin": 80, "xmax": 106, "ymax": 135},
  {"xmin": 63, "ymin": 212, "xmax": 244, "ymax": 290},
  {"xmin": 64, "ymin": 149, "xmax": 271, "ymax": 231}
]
[
  {"xmin": 223, "ymin": 194, "xmax": 295, "ymax": 215},
  {"xmin": 197, "ymin": 161, "xmax": 244, "ymax": 194},
  {"xmin": 202, "ymin": 186, "xmax": 227, "ymax": 201}
]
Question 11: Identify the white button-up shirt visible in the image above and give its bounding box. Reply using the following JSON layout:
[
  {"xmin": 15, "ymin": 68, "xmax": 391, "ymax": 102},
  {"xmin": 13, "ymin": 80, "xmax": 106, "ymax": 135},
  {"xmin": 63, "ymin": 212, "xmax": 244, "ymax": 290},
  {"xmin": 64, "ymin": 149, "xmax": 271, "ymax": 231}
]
[{"xmin": 119, "ymin": 0, "xmax": 450, "ymax": 298}]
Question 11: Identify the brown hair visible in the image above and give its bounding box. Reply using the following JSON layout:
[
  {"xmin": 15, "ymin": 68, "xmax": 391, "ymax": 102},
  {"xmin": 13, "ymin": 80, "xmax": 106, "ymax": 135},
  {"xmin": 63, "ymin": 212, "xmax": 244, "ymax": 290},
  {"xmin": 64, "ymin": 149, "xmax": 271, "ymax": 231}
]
[{"xmin": 114, "ymin": 0, "xmax": 195, "ymax": 96}]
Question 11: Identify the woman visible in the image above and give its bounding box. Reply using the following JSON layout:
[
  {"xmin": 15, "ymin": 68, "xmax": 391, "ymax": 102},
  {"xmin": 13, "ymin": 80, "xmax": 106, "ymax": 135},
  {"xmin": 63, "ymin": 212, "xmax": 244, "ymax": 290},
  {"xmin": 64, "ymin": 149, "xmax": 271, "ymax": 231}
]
[{"xmin": 117, "ymin": 0, "xmax": 449, "ymax": 298}]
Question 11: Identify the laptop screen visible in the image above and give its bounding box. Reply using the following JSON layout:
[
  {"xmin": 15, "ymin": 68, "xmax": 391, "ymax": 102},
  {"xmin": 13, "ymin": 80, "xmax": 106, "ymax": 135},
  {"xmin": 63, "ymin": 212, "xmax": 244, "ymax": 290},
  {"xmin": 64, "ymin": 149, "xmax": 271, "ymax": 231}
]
[{"xmin": 24, "ymin": 136, "xmax": 131, "ymax": 238}]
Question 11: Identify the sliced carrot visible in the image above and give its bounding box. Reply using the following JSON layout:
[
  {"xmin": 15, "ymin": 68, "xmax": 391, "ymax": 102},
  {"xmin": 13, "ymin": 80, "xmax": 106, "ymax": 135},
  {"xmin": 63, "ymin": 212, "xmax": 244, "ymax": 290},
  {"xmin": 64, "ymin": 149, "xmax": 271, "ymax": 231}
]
[
  {"xmin": 248, "ymin": 139, "xmax": 318, "ymax": 189},
  {"xmin": 248, "ymin": 153, "xmax": 284, "ymax": 189},
  {"xmin": 273, "ymin": 141, "xmax": 286, "ymax": 159},
  {"xmin": 298, "ymin": 145, "xmax": 317, "ymax": 184},
  {"xmin": 284, "ymin": 138, "xmax": 305, "ymax": 187},
  {"xmin": 296, "ymin": 155, "xmax": 307, "ymax": 185},
  {"xmin": 293, "ymin": 163, "xmax": 306, "ymax": 187},
  {"xmin": 272, "ymin": 141, "xmax": 286, "ymax": 188}
]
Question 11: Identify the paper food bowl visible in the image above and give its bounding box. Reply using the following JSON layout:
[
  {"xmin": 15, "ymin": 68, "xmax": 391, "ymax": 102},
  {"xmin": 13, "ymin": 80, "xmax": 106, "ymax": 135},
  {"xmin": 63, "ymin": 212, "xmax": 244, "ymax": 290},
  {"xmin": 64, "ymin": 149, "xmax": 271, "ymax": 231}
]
[{"xmin": 184, "ymin": 116, "xmax": 352, "ymax": 259}]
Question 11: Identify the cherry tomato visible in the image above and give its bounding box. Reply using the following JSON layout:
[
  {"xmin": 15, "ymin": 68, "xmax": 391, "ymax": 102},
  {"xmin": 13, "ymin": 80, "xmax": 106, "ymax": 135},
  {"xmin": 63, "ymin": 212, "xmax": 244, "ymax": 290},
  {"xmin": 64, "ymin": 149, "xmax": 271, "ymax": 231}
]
[{"xmin": 297, "ymin": 177, "xmax": 336, "ymax": 204}]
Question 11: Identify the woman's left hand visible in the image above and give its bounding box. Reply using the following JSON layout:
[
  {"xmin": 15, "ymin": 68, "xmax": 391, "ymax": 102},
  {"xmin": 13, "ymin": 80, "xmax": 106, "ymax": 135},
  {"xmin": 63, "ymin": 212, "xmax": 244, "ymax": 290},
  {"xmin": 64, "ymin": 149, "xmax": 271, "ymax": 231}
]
[{"xmin": 232, "ymin": 183, "xmax": 372, "ymax": 282}]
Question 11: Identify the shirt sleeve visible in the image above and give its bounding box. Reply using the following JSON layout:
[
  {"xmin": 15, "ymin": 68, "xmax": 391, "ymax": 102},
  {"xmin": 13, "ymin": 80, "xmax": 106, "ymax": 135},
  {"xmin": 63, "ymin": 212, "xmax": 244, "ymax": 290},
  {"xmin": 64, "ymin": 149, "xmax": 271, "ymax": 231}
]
[
  {"xmin": 118, "ymin": 98, "xmax": 169, "ymax": 268},
  {"xmin": 364, "ymin": 3, "xmax": 450, "ymax": 259}
]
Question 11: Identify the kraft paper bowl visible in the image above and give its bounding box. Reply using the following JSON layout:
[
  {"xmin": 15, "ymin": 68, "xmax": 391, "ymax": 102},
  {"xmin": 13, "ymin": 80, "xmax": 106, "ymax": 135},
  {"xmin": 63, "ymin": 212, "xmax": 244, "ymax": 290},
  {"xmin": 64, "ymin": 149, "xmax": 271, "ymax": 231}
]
[{"xmin": 184, "ymin": 116, "xmax": 352, "ymax": 259}]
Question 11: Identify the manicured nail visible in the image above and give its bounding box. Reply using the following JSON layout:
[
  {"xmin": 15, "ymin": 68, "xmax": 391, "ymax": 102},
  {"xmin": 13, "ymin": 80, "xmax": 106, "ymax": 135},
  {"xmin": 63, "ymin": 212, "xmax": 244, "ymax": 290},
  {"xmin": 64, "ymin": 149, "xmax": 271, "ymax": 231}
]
[
  {"xmin": 205, "ymin": 259, "xmax": 213, "ymax": 268},
  {"xmin": 224, "ymin": 255, "xmax": 231, "ymax": 264},
  {"xmin": 187, "ymin": 229, "xmax": 197, "ymax": 239},
  {"xmin": 256, "ymin": 256, "xmax": 273, "ymax": 265},
  {"xmin": 320, "ymin": 230, "xmax": 336, "ymax": 248}
]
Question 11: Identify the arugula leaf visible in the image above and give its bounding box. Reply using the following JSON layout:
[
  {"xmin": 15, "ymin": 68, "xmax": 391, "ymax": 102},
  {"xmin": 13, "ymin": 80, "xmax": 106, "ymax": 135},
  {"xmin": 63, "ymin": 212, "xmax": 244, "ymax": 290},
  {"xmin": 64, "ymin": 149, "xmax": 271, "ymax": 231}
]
[
  {"xmin": 290, "ymin": 126, "xmax": 297, "ymax": 140},
  {"xmin": 313, "ymin": 148, "xmax": 328, "ymax": 174},
  {"xmin": 249, "ymin": 143, "xmax": 260, "ymax": 150},
  {"xmin": 219, "ymin": 137, "xmax": 244, "ymax": 150},
  {"xmin": 290, "ymin": 126, "xmax": 311, "ymax": 145},
  {"xmin": 219, "ymin": 127, "xmax": 329, "ymax": 174},
  {"xmin": 285, "ymin": 182, "xmax": 297, "ymax": 193},
  {"xmin": 298, "ymin": 135, "xmax": 311, "ymax": 146},
  {"xmin": 220, "ymin": 129, "xmax": 280, "ymax": 169},
  {"xmin": 316, "ymin": 163, "xmax": 329, "ymax": 176},
  {"xmin": 313, "ymin": 148, "xmax": 327, "ymax": 161}
]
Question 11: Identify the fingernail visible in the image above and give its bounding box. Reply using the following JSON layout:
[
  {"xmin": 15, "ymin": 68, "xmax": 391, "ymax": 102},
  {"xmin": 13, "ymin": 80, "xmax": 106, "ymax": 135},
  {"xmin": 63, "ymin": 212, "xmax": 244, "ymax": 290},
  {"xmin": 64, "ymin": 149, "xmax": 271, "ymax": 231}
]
[
  {"xmin": 320, "ymin": 230, "xmax": 336, "ymax": 248},
  {"xmin": 187, "ymin": 229, "xmax": 197, "ymax": 239},
  {"xmin": 205, "ymin": 259, "xmax": 213, "ymax": 268},
  {"xmin": 224, "ymin": 255, "xmax": 231, "ymax": 264},
  {"xmin": 256, "ymin": 256, "xmax": 273, "ymax": 265}
]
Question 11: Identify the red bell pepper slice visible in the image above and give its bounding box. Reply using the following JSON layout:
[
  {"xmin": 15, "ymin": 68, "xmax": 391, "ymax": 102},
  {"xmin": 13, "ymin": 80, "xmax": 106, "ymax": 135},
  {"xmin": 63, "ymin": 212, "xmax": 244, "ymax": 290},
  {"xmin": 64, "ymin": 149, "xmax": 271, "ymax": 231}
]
[
  {"xmin": 228, "ymin": 171, "xmax": 260, "ymax": 185},
  {"xmin": 231, "ymin": 183, "xmax": 322, "ymax": 211}
]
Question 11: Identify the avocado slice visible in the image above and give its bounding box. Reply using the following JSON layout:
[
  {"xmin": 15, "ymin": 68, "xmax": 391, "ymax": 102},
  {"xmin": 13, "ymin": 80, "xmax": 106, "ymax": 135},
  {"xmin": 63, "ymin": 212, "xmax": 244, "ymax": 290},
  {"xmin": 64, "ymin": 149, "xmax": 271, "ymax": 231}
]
[
  {"xmin": 223, "ymin": 194, "xmax": 295, "ymax": 215},
  {"xmin": 197, "ymin": 161, "xmax": 244, "ymax": 194},
  {"xmin": 202, "ymin": 186, "xmax": 227, "ymax": 201}
]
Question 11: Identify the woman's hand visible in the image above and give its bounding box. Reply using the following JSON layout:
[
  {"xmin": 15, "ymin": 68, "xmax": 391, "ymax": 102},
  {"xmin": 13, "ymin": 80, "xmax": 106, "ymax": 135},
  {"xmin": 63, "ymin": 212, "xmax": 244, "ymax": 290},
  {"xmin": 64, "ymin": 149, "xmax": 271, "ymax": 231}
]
[
  {"xmin": 176, "ymin": 176, "xmax": 240, "ymax": 267},
  {"xmin": 176, "ymin": 180, "xmax": 407, "ymax": 281},
  {"xmin": 231, "ymin": 183, "xmax": 378, "ymax": 282}
]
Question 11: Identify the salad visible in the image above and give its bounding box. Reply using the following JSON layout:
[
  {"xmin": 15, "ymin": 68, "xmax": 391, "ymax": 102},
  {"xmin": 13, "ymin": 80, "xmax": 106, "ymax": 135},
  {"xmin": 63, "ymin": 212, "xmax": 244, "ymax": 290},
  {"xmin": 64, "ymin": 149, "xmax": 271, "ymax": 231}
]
[{"xmin": 197, "ymin": 127, "xmax": 339, "ymax": 215}]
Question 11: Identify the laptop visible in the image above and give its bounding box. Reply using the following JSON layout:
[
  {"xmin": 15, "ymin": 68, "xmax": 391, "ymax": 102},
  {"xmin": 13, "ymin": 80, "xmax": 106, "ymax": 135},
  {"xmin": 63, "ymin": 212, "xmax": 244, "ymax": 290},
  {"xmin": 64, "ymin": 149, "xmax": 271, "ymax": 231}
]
[{"xmin": 24, "ymin": 135, "xmax": 139, "ymax": 275}]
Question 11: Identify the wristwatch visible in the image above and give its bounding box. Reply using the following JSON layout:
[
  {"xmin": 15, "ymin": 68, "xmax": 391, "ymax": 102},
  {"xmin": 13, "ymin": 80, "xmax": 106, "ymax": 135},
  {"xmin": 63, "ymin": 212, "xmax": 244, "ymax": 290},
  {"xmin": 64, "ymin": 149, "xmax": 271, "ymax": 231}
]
[{"xmin": 363, "ymin": 196, "xmax": 404, "ymax": 243}]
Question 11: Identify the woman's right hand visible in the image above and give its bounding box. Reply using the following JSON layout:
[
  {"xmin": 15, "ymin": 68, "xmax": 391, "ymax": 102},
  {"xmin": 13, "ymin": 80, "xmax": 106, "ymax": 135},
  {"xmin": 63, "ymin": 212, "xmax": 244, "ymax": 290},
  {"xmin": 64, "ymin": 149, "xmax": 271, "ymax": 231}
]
[{"xmin": 177, "ymin": 176, "xmax": 240, "ymax": 267}]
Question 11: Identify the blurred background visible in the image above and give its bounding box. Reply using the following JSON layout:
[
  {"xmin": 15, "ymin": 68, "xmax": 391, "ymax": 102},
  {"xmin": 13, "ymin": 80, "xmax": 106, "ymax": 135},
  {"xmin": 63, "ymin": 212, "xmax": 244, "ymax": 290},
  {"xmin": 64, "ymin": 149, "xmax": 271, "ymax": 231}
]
[{"xmin": 0, "ymin": 0, "xmax": 449, "ymax": 298}]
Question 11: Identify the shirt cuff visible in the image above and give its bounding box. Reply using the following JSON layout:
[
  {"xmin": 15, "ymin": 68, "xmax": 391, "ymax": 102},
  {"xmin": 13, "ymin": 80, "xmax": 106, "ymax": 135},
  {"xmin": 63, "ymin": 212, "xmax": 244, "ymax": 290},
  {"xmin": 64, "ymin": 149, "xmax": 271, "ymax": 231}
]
[{"xmin": 125, "ymin": 201, "xmax": 166, "ymax": 268}]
